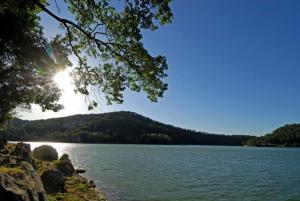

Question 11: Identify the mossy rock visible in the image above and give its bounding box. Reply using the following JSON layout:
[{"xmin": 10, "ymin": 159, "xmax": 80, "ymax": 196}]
[{"xmin": 32, "ymin": 145, "xmax": 58, "ymax": 161}]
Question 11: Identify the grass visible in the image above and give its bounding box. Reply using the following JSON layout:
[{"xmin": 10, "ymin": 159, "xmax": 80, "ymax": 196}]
[
  {"xmin": 65, "ymin": 176, "xmax": 90, "ymax": 193},
  {"xmin": 0, "ymin": 165, "xmax": 23, "ymax": 176},
  {"xmin": 74, "ymin": 182, "xmax": 89, "ymax": 191},
  {"xmin": 47, "ymin": 193, "xmax": 82, "ymax": 201},
  {"xmin": 34, "ymin": 159, "xmax": 59, "ymax": 175},
  {"xmin": 46, "ymin": 176, "xmax": 99, "ymax": 201}
]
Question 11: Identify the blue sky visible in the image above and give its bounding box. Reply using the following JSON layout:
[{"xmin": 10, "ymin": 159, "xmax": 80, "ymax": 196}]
[{"xmin": 20, "ymin": 0, "xmax": 300, "ymax": 136}]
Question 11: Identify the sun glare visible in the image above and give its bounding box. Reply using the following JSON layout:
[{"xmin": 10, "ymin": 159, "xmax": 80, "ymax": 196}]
[
  {"xmin": 52, "ymin": 69, "xmax": 79, "ymax": 105},
  {"xmin": 53, "ymin": 70, "xmax": 72, "ymax": 90}
]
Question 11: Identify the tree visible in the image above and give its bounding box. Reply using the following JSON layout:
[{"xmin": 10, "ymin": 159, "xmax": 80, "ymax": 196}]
[
  {"xmin": 0, "ymin": 0, "xmax": 173, "ymax": 127},
  {"xmin": 0, "ymin": 0, "xmax": 71, "ymax": 127}
]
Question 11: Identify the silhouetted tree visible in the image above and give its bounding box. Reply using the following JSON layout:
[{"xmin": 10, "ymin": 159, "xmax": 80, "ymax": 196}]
[
  {"xmin": 0, "ymin": 0, "xmax": 173, "ymax": 127},
  {"xmin": 0, "ymin": 0, "xmax": 71, "ymax": 127}
]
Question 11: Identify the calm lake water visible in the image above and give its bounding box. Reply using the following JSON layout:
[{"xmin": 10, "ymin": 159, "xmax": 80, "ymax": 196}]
[{"xmin": 26, "ymin": 142, "xmax": 300, "ymax": 201}]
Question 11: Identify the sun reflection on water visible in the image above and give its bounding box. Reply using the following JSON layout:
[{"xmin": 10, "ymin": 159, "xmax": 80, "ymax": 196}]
[{"xmin": 11, "ymin": 141, "xmax": 74, "ymax": 157}]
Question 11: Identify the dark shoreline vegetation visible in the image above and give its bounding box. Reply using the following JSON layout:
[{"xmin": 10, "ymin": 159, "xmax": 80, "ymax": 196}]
[
  {"xmin": 1, "ymin": 111, "xmax": 299, "ymax": 147},
  {"xmin": 244, "ymin": 124, "xmax": 300, "ymax": 147},
  {"xmin": 2, "ymin": 111, "xmax": 251, "ymax": 146}
]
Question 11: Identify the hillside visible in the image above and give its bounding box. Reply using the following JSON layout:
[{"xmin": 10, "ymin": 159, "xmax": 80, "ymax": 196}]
[
  {"xmin": 244, "ymin": 124, "xmax": 300, "ymax": 147},
  {"xmin": 1, "ymin": 111, "xmax": 252, "ymax": 145}
]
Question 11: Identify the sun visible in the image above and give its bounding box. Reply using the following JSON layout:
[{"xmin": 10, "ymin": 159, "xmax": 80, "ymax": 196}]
[
  {"xmin": 51, "ymin": 69, "xmax": 101, "ymax": 114},
  {"xmin": 53, "ymin": 70, "xmax": 73, "ymax": 90},
  {"xmin": 52, "ymin": 69, "xmax": 78, "ymax": 105}
]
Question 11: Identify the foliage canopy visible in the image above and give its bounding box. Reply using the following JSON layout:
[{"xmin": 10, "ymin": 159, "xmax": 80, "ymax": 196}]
[{"xmin": 0, "ymin": 0, "xmax": 173, "ymax": 127}]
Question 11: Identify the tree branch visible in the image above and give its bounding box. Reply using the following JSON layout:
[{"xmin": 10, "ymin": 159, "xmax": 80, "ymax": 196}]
[{"xmin": 34, "ymin": 1, "xmax": 143, "ymax": 78}]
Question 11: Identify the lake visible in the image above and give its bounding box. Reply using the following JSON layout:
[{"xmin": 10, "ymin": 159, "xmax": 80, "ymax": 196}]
[{"xmin": 26, "ymin": 142, "xmax": 300, "ymax": 201}]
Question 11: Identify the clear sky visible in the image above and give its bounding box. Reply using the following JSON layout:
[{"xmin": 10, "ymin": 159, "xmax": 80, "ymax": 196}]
[{"xmin": 19, "ymin": 0, "xmax": 300, "ymax": 136}]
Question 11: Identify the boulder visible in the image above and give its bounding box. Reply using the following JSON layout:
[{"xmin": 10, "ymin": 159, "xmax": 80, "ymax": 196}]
[
  {"xmin": 0, "ymin": 162, "xmax": 47, "ymax": 201},
  {"xmin": 88, "ymin": 180, "xmax": 96, "ymax": 188},
  {"xmin": 0, "ymin": 173, "xmax": 25, "ymax": 201},
  {"xmin": 32, "ymin": 145, "xmax": 58, "ymax": 161},
  {"xmin": 19, "ymin": 162, "xmax": 47, "ymax": 201},
  {"xmin": 56, "ymin": 154, "xmax": 75, "ymax": 177},
  {"xmin": 59, "ymin": 154, "xmax": 70, "ymax": 162},
  {"xmin": 13, "ymin": 143, "xmax": 32, "ymax": 162},
  {"xmin": 0, "ymin": 138, "xmax": 7, "ymax": 149},
  {"xmin": 40, "ymin": 168, "xmax": 65, "ymax": 194}
]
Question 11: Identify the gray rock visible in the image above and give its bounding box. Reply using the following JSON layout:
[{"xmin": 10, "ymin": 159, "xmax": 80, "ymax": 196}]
[
  {"xmin": 40, "ymin": 168, "xmax": 65, "ymax": 194},
  {"xmin": 59, "ymin": 154, "xmax": 70, "ymax": 162},
  {"xmin": 20, "ymin": 162, "xmax": 46, "ymax": 194},
  {"xmin": 32, "ymin": 145, "xmax": 58, "ymax": 161},
  {"xmin": 0, "ymin": 162, "xmax": 47, "ymax": 201},
  {"xmin": 13, "ymin": 143, "xmax": 32, "ymax": 162},
  {"xmin": 0, "ymin": 173, "xmax": 25, "ymax": 201},
  {"xmin": 88, "ymin": 180, "xmax": 96, "ymax": 188},
  {"xmin": 56, "ymin": 160, "xmax": 75, "ymax": 177},
  {"xmin": 56, "ymin": 154, "xmax": 75, "ymax": 177}
]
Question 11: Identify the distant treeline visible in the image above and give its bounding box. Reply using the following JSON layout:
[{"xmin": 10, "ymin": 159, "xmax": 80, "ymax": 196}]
[
  {"xmin": 1, "ymin": 111, "xmax": 252, "ymax": 145},
  {"xmin": 244, "ymin": 124, "xmax": 300, "ymax": 147}
]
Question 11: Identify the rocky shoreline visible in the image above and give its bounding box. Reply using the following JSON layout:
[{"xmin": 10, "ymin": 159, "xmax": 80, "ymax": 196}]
[{"xmin": 0, "ymin": 141, "xmax": 107, "ymax": 201}]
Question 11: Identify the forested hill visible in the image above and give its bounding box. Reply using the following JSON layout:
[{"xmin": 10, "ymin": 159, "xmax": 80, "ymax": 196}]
[
  {"xmin": 1, "ymin": 111, "xmax": 251, "ymax": 145},
  {"xmin": 244, "ymin": 124, "xmax": 300, "ymax": 147}
]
